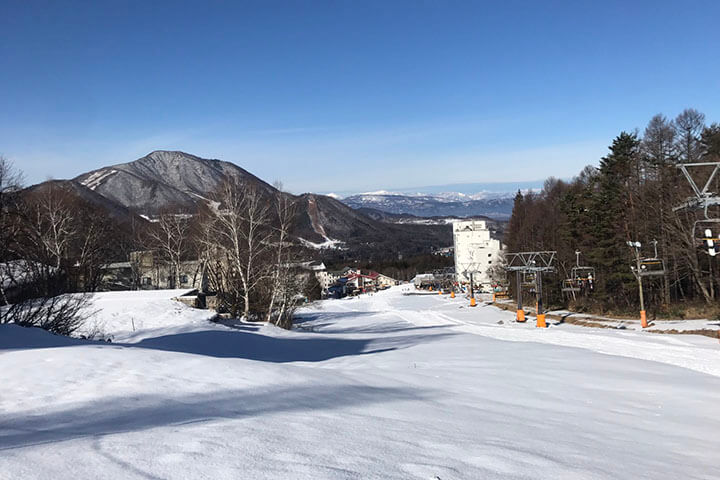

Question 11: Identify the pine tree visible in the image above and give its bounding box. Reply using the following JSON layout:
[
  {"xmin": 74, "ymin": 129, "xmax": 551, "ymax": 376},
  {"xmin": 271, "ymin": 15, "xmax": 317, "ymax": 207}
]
[{"xmin": 588, "ymin": 132, "xmax": 640, "ymax": 309}]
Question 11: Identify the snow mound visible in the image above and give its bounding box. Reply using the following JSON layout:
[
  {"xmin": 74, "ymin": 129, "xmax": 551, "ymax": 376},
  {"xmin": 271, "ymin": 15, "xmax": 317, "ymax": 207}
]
[
  {"xmin": 76, "ymin": 289, "xmax": 216, "ymax": 342},
  {"xmin": 0, "ymin": 324, "xmax": 86, "ymax": 350}
]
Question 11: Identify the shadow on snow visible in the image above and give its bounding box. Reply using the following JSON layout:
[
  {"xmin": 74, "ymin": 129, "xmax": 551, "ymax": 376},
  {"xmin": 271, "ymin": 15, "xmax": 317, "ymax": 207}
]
[
  {"xmin": 0, "ymin": 383, "xmax": 426, "ymax": 451},
  {"xmin": 1, "ymin": 314, "xmax": 455, "ymax": 363},
  {"xmin": 294, "ymin": 311, "xmax": 452, "ymax": 335}
]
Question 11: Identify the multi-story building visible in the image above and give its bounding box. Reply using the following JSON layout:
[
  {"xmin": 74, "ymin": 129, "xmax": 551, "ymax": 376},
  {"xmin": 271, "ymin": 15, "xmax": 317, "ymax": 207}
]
[{"xmin": 452, "ymin": 220, "xmax": 503, "ymax": 291}]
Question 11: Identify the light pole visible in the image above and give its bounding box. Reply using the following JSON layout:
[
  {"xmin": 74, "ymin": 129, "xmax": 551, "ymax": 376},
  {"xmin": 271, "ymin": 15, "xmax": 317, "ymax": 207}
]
[
  {"xmin": 627, "ymin": 241, "xmax": 648, "ymax": 328},
  {"xmin": 469, "ymin": 272, "xmax": 476, "ymax": 307},
  {"xmin": 535, "ymin": 266, "xmax": 545, "ymax": 328},
  {"xmin": 516, "ymin": 270, "xmax": 524, "ymax": 322}
]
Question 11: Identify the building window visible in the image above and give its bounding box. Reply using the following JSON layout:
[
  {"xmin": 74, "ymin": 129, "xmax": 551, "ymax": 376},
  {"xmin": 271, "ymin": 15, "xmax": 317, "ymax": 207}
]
[
  {"xmin": 142, "ymin": 277, "xmax": 151, "ymax": 285},
  {"xmin": 180, "ymin": 275, "xmax": 188, "ymax": 284}
]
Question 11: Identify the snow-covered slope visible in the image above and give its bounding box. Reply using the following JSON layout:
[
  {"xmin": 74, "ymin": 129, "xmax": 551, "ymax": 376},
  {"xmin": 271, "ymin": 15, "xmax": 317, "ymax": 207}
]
[
  {"xmin": 2, "ymin": 288, "xmax": 719, "ymax": 479},
  {"xmin": 75, "ymin": 289, "xmax": 216, "ymax": 342}
]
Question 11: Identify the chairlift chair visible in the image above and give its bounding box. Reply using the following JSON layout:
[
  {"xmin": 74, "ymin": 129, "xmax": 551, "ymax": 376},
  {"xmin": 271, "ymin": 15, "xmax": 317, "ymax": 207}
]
[
  {"xmin": 492, "ymin": 282, "xmax": 510, "ymax": 299},
  {"xmin": 571, "ymin": 266, "xmax": 595, "ymax": 290},
  {"xmin": 562, "ymin": 251, "xmax": 595, "ymax": 294},
  {"xmin": 634, "ymin": 258, "xmax": 666, "ymax": 276},
  {"xmin": 636, "ymin": 240, "xmax": 666, "ymax": 276},
  {"xmin": 694, "ymin": 218, "xmax": 720, "ymax": 256},
  {"xmin": 521, "ymin": 271, "xmax": 536, "ymax": 287},
  {"xmin": 561, "ymin": 278, "xmax": 581, "ymax": 294}
]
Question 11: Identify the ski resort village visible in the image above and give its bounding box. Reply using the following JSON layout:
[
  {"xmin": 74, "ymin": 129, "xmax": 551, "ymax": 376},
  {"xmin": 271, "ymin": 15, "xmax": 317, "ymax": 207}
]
[
  {"xmin": 3, "ymin": 143, "xmax": 720, "ymax": 479},
  {"xmin": 4, "ymin": 3, "xmax": 720, "ymax": 479}
]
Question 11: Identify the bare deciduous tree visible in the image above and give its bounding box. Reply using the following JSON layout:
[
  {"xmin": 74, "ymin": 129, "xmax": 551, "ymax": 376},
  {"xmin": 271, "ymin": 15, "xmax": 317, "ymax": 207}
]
[
  {"xmin": 203, "ymin": 179, "xmax": 273, "ymax": 319},
  {"xmin": 2, "ymin": 184, "xmax": 88, "ymax": 335},
  {"xmin": 265, "ymin": 183, "xmax": 300, "ymax": 327},
  {"xmin": 0, "ymin": 156, "xmax": 24, "ymax": 305},
  {"xmin": 675, "ymin": 108, "xmax": 706, "ymax": 163},
  {"xmin": 146, "ymin": 211, "xmax": 192, "ymax": 288}
]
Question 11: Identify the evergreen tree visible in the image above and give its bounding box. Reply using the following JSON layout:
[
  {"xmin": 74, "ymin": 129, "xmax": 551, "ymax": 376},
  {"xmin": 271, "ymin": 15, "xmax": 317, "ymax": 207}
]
[
  {"xmin": 505, "ymin": 190, "xmax": 526, "ymax": 252},
  {"xmin": 701, "ymin": 123, "xmax": 720, "ymax": 160},
  {"xmin": 589, "ymin": 132, "xmax": 640, "ymax": 309}
]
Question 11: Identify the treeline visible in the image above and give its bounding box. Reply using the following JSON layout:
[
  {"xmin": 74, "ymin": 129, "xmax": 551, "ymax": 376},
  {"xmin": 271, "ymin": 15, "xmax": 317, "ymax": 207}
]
[
  {"xmin": 0, "ymin": 160, "xmax": 308, "ymax": 334},
  {"xmin": 0, "ymin": 167, "xmax": 133, "ymax": 334},
  {"xmin": 505, "ymin": 108, "xmax": 720, "ymax": 316}
]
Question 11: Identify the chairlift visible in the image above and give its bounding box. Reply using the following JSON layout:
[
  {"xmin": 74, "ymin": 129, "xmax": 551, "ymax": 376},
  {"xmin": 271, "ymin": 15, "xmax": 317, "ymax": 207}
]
[
  {"xmin": 674, "ymin": 161, "xmax": 720, "ymax": 258},
  {"xmin": 561, "ymin": 279, "xmax": 581, "ymax": 293},
  {"xmin": 635, "ymin": 259, "xmax": 666, "ymax": 276},
  {"xmin": 562, "ymin": 251, "xmax": 595, "ymax": 296},
  {"xmin": 491, "ymin": 282, "xmax": 510, "ymax": 299},
  {"xmin": 521, "ymin": 271, "xmax": 536, "ymax": 287},
  {"xmin": 631, "ymin": 240, "xmax": 666, "ymax": 277},
  {"xmin": 694, "ymin": 218, "xmax": 720, "ymax": 257}
]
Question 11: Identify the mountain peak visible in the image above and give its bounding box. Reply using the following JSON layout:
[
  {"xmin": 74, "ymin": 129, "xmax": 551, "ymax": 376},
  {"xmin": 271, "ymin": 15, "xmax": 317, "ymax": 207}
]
[
  {"xmin": 143, "ymin": 150, "xmax": 208, "ymax": 164},
  {"xmin": 73, "ymin": 151, "xmax": 274, "ymax": 213}
]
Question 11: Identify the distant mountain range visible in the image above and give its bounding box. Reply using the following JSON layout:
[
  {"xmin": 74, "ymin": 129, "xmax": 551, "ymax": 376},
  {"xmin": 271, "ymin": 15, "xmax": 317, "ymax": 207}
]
[
  {"xmin": 340, "ymin": 191, "xmax": 516, "ymax": 220},
  {"xmin": 26, "ymin": 151, "xmax": 454, "ymax": 260}
]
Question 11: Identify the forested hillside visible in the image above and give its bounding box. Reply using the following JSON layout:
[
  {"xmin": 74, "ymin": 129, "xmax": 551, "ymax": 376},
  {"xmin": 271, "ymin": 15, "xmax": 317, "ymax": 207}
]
[{"xmin": 505, "ymin": 108, "xmax": 720, "ymax": 317}]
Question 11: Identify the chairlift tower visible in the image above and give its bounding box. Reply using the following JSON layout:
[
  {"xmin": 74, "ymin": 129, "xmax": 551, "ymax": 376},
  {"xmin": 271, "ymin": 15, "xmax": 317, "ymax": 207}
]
[
  {"xmin": 432, "ymin": 267, "xmax": 456, "ymax": 291},
  {"xmin": 674, "ymin": 161, "xmax": 720, "ymax": 255},
  {"xmin": 455, "ymin": 263, "xmax": 483, "ymax": 306},
  {"xmin": 504, "ymin": 251, "xmax": 556, "ymax": 328}
]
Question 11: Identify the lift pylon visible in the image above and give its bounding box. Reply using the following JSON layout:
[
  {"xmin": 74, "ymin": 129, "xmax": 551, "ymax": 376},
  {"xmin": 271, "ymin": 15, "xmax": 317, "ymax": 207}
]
[
  {"xmin": 504, "ymin": 251, "xmax": 556, "ymax": 327},
  {"xmin": 674, "ymin": 162, "xmax": 720, "ymax": 246}
]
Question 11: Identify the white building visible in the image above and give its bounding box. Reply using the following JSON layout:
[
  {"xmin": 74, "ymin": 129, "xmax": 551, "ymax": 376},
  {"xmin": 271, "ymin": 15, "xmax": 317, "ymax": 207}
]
[
  {"xmin": 309, "ymin": 263, "xmax": 337, "ymax": 291},
  {"xmin": 452, "ymin": 220, "xmax": 503, "ymax": 290}
]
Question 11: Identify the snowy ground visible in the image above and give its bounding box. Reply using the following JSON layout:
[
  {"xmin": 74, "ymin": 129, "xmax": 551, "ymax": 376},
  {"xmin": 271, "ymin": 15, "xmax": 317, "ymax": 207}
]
[
  {"xmin": 1, "ymin": 287, "xmax": 720, "ymax": 479},
  {"xmin": 544, "ymin": 308, "xmax": 720, "ymax": 334},
  {"xmin": 492, "ymin": 299, "xmax": 720, "ymax": 334}
]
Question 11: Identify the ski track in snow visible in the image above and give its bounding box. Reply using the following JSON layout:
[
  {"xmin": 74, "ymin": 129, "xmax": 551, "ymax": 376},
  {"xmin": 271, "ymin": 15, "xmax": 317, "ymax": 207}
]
[
  {"xmin": 374, "ymin": 292, "xmax": 720, "ymax": 378},
  {"xmin": 0, "ymin": 287, "xmax": 719, "ymax": 479}
]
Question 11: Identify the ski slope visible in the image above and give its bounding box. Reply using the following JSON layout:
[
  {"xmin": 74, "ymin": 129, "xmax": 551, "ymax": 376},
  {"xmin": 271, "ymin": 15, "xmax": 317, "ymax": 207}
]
[{"xmin": 1, "ymin": 287, "xmax": 719, "ymax": 479}]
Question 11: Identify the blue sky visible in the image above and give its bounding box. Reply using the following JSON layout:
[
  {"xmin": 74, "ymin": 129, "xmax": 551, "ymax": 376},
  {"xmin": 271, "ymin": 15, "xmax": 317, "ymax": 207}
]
[{"xmin": 2, "ymin": 0, "xmax": 719, "ymax": 194}]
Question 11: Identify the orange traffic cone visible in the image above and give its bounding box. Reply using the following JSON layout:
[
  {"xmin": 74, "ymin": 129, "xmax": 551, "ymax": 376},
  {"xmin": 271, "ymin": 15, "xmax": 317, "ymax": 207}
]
[
  {"xmin": 470, "ymin": 297, "xmax": 477, "ymax": 307},
  {"xmin": 450, "ymin": 291, "xmax": 455, "ymax": 299}
]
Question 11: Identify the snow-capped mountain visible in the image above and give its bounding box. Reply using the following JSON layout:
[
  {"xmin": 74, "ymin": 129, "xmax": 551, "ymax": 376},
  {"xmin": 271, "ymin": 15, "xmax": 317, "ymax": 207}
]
[
  {"xmin": 341, "ymin": 191, "xmax": 515, "ymax": 219},
  {"xmin": 74, "ymin": 150, "xmax": 275, "ymax": 213},
  {"xmin": 28, "ymin": 151, "xmax": 453, "ymax": 259}
]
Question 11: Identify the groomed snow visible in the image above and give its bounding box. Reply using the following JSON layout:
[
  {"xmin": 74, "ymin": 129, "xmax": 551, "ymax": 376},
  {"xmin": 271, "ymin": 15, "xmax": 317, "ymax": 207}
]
[{"xmin": 1, "ymin": 287, "xmax": 719, "ymax": 479}]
